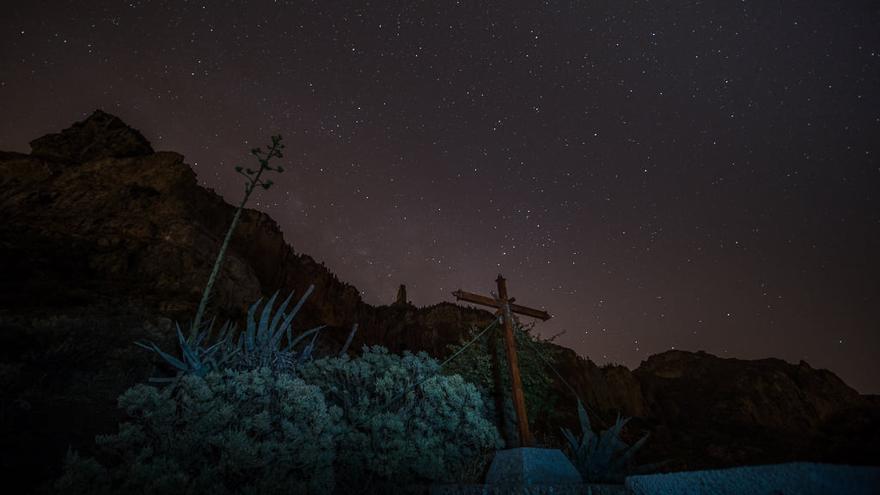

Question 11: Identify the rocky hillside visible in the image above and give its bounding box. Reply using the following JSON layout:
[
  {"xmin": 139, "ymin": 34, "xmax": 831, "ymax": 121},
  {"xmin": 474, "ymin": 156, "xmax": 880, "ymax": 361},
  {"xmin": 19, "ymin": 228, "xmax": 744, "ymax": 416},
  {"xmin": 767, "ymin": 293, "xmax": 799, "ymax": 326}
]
[
  {"xmin": 1, "ymin": 111, "xmax": 877, "ymax": 491},
  {"xmin": 633, "ymin": 350, "xmax": 879, "ymax": 470}
]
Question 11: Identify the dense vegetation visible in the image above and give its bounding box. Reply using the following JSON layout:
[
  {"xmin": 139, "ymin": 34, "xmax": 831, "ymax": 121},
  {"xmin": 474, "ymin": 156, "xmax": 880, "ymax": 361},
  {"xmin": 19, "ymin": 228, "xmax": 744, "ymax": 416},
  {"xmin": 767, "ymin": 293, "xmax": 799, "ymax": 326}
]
[
  {"xmin": 56, "ymin": 369, "xmax": 338, "ymax": 494},
  {"xmin": 443, "ymin": 322, "xmax": 569, "ymax": 446},
  {"xmin": 299, "ymin": 347, "xmax": 502, "ymax": 491}
]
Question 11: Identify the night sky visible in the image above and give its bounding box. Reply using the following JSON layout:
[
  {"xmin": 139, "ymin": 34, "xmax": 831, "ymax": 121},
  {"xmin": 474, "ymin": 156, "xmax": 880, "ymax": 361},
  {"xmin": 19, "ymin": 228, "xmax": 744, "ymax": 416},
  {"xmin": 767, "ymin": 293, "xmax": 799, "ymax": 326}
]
[{"xmin": 1, "ymin": 1, "xmax": 878, "ymax": 393}]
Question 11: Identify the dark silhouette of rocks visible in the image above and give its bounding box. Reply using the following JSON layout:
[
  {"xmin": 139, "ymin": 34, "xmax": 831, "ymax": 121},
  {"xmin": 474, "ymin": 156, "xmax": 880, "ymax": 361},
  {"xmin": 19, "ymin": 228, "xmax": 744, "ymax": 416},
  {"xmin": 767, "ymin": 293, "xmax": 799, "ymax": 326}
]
[
  {"xmin": 1, "ymin": 112, "xmax": 877, "ymax": 491},
  {"xmin": 394, "ymin": 284, "xmax": 409, "ymax": 306},
  {"xmin": 632, "ymin": 350, "xmax": 877, "ymax": 470},
  {"xmin": 28, "ymin": 109, "xmax": 154, "ymax": 163}
]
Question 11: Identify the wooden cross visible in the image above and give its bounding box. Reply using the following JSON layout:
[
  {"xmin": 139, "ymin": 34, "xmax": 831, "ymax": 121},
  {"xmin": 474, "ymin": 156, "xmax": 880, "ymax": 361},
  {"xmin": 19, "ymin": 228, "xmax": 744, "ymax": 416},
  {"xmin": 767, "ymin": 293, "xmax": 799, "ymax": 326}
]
[{"xmin": 453, "ymin": 274, "xmax": 551, "ymax": 447}]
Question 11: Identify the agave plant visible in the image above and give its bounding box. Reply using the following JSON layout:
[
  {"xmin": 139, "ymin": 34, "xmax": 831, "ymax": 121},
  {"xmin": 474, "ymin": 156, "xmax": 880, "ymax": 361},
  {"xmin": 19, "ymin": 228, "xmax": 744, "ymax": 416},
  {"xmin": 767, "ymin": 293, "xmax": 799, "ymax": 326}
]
[
  {"xmin": 139, "ymin": 286, "xmax": 360, "ymax": 378},
  {"xmin": 561, "ymin": 400, "xmax": 651, "ymax": 483}
]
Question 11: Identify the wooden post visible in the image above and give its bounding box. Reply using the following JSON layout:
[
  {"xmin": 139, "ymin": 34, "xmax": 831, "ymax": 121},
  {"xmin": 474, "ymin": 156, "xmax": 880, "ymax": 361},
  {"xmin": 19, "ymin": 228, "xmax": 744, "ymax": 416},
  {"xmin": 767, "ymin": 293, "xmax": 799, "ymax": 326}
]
[
  {"xmin": 453, "ymin": 275, "xmax": 551, "ymax": 448},
  {"xmin": 496, "ymin": 275, "xmax": 532, "ymax": 447}
]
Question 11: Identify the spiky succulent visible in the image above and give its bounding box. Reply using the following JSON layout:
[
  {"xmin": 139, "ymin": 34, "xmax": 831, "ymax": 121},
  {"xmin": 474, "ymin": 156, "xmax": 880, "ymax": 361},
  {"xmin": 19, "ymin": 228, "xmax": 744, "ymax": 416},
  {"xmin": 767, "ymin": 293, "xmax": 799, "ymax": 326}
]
[
  {"xmin": 138, "ymin": 286, "xmax": 359, "ymax": 378},
  {"xmin": 561, "ymin": 400, "xmax": 651, "ymax": 483}
]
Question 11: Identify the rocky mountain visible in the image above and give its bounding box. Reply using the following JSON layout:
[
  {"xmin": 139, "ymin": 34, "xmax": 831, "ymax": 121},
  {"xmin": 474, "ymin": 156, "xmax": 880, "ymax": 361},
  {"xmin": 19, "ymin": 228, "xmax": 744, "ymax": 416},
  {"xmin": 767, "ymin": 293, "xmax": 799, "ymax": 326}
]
[{"xmin": 1, "ymin": 111, "xmax": 877, "ymax": 491}]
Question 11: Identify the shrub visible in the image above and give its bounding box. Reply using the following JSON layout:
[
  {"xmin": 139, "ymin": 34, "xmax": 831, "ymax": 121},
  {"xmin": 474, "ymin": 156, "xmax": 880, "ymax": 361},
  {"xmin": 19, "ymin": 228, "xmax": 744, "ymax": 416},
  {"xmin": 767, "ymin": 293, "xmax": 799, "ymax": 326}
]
[
  {"xmin": 58, "ymin": 347, "xmax": 501, "ymax": 494},
  {"xmin": 56, "ymin": 368, "xmax": 339, "ymax": 494},
  {"xmin": 443, "ymin": 322, "xmax": 564, "ymax": 445},
  {"xmin": 298, "ymin": 346, "xmax": 502, "ymax": 490}
]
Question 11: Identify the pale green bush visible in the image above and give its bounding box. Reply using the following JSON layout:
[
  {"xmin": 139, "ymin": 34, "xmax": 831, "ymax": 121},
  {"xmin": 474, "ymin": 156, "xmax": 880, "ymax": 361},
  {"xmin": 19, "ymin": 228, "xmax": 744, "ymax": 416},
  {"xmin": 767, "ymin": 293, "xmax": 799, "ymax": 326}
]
[
  {"xmin": 56, "ymin": 368, "xmax": 338, "ymax": 494},
  {"xmin": 58, "ymin": 347, "xmax": 500, "ymax": 494},
  {"xmin": 298, "ymin": 346, "xmax": 502, "ymax": 490}
]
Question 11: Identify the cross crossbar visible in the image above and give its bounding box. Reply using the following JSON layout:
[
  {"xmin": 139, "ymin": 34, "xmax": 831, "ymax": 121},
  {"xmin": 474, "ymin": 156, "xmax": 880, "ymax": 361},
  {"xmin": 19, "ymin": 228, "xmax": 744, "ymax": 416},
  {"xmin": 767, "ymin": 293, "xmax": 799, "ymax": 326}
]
[{"xmin": 452, "ymin": 290, "xmax": 551, "ymax": 321}]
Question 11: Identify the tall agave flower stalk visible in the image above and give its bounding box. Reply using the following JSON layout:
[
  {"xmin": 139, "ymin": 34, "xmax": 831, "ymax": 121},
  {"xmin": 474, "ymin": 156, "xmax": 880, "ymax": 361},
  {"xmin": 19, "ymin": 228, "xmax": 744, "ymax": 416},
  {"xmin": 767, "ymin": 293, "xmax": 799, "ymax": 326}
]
[{"xmin": 190, "ymin": 135, "xmax": 287, "ymax": 339}]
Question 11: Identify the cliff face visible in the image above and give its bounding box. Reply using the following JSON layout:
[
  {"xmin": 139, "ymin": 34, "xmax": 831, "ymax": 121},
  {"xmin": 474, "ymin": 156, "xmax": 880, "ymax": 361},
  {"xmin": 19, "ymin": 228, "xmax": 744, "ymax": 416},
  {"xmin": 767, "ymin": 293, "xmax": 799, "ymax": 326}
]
[
  {"xmin": 636, "ymin": 351, "xmax": 861, "ymax": 433},
  {"xmin": 2, "ymin": 121, "xmax": 363, "ymax": 329},
  {"xmin": 1, "ymin": 112, "xmax": 876, "ymax": 490}
]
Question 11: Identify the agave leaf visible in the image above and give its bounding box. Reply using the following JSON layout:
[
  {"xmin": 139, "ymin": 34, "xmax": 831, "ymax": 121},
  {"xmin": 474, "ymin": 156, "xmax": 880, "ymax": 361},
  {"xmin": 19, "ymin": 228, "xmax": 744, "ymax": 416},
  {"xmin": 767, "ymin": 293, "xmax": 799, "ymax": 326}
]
[
  {"xmin": 577, "ymin": 399, "xmax": 591, "ymax": 434},
  {"xmin": 580, "ymin": 422, "xmax": 596, "ymax": 455},
  {"xmin": 611, "ymin": 432, "xmax": 650, "ymax": 473},
  {"xmin": 217, "ymin": 346, "xmax": 240, "ymax": 366},
  {"xmin": 269, "ymin": 291, "xmax": 295, "ymax": 339},
  {"xmin": 585, "ymin": 433, "xmax": 598, "ymax": 459},
  {"xmin": 202, "ymin": 316, "xmax": 217, "ymax": 341},
  {"xmin": 216, "ymin": 321, "xmax": 235, "ymax": 343},
  {"xmin": 279, "ymin": 285, "xmax": 315, "ymax": 334},
  {"xmin": 340, "ymin": 323, "xmax": 358, "ymax": 356},
  {"xmin": 192, "ymin": 329, "xmax": 206, "ymax": 347},
  {"xmin": 244, "ymin": 297, "xmax": 263, "ymax": 352},
  {"xmin": 269, "ymin": 329, "xmax": 286, "ymax": 352},
  {"xmin": 299, "ymin": 328, "xmax": 322, "ymax": 360},
  {"xmin": 257, "ymin": 291, "xmax": 280, "ymax": 347},
  {"xmin": 203, "ymin": 337, "xmax": 228, "ymax": 357},
  {"xmin": 606, "ymin": 416, "xmax": 630, "ymax": 456},
  {"xmin": 575, "ymin": 399, "xmax": 597, "ymax": 454},
  {"xmin": 133, "ymin": 341, "xmax": 151, "ymax": 351},
  {"xmin": 137, "ymin": 341, "xmax": 188, "ymax": 371},
  {"xmin": 595, "ymin": 416, "xmax": 630, "ymax": 477},
  {"xmin": 561, "ymin": 427, "xmax": 579, "ymax": 453},
  {"xmin": 268, "ymin": 303, "xmax": 295, "ymax": 351},
  {"xmin": 594, "ymin": 424, "xmax": 619, "ymax": 465},
  {"xmin": 176, "ymin": 324, "xmax": 201, "ymax": 368},
  {"xmin": 286, "ymin": 325, "xmax": 325, "ymax": 353}
]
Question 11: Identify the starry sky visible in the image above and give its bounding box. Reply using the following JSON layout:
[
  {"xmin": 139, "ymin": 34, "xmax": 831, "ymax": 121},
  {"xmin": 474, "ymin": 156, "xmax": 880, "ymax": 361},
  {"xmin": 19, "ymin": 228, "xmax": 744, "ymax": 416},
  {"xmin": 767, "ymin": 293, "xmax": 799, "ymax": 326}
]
[{"xmin": 1, "ymin": 1, "xmax": 878, "ymax": 393}]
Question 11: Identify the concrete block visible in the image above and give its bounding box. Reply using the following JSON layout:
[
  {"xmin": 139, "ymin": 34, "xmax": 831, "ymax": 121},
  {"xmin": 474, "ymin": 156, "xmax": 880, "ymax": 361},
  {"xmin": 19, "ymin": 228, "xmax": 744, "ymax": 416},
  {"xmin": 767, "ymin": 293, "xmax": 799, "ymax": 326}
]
[{"xmin": 484, "ymin": 448, "xmax": 583, "ymax": 486}]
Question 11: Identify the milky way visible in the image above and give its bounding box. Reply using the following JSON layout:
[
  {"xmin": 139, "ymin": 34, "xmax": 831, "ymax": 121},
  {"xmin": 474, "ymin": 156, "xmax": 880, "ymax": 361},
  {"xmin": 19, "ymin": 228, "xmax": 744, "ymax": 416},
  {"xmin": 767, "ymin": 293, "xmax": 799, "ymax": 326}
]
[{"xmin": 1, "ymin": 1, "xmax": 878, "ymax": 392}]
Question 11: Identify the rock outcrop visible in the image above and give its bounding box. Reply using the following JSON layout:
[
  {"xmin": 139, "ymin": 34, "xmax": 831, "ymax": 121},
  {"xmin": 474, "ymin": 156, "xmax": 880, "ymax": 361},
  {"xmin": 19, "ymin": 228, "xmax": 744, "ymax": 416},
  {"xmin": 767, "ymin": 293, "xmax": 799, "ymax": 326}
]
[
  {"xmin": 1, "ymin": 112, "xmax": 877, "ymax": 491},
  {"xmin": 633, "ymin": 351, "xmax": 876, "ymax": 470},
  {"xmin": 28, "ymin": 109, "xmax": 153, "ymax": 163}
]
